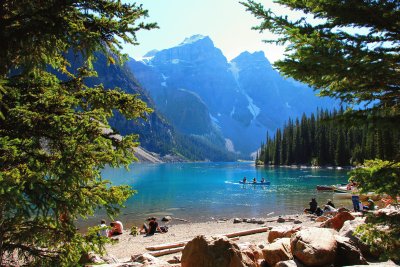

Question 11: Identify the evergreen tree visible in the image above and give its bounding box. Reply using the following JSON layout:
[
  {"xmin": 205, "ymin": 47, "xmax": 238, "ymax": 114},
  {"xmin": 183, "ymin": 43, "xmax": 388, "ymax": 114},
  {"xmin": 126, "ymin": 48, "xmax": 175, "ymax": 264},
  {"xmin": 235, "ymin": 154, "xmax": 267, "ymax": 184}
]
[
  {"xmin": 274, "ymin": 129, "xmax": 282, "ymax": 165},
  {"xmin": 0, "ymin": 1, "xmax": 156, "ymax": 265},
  {"xmin": 300, "ymin": 113, "xmax": 310, "ymax": 163},
  {"xmin": 244, "ymin": 0, "xmax": 400, "ymax": 260},
  {"xmin": 280, "ymin": 123, "xmax": 288, "ymax": 165},
  {"xmin": 335, "ymin": 128, "xmax": 347, "ymax": 166}
]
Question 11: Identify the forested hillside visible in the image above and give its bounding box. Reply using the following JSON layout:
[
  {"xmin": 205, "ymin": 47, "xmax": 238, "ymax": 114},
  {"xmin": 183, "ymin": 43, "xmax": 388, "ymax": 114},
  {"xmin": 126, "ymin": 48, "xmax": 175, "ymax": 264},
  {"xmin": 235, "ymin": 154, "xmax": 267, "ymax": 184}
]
[{"xmin": 258, "ymin": 108, "xmax": 400, "ymax": 166}]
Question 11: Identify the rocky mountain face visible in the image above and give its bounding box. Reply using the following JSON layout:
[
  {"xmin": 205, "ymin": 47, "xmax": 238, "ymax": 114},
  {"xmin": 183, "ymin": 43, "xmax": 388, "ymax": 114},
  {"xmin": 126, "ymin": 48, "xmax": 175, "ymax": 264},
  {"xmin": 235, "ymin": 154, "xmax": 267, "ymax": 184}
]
[
  {"xmin": 67, "ymin": 52, "xmax": 235, "ymax": 161},
  {"xmin": 128, "ymin": 35, "xmax": 336, "ymax": 157}
]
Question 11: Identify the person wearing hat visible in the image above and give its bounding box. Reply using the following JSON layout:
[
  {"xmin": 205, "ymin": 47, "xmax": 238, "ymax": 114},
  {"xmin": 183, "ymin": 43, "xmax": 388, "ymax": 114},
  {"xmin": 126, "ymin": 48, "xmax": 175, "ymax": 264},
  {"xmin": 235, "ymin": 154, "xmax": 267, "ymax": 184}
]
[
  {"xmin": 326, "ymin": 199, "xmax": 335, "ymax": 208},
  {"xmin": 365, "ymin": 199, "xmax": 375, "ymax": 210}
]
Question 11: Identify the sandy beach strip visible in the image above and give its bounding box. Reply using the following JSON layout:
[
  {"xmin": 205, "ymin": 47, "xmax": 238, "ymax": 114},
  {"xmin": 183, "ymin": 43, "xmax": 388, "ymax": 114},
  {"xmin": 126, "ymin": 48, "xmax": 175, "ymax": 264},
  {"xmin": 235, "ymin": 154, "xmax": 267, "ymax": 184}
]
[{"xmin": 105, "ymin": 214, "xmax": 321, "ymax": 261}]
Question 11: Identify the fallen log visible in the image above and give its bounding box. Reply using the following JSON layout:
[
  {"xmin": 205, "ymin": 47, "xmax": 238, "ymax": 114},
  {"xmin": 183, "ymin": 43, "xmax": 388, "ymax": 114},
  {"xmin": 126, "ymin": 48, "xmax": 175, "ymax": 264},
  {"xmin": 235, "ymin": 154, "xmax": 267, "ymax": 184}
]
[
  {"xmin": 224, "ymin": 226, "xmax": 270, "ymax": 238},
  {"xmin": 145, "ymin": 227, "xmax": 269, "ymax": 251},
  {"xmin": 146, "ymin": 240, "xmax": 191, "ymax": 251},
  {"xmin": 148, "ymin": 247, "xmax": 184, "ymax": 257}
]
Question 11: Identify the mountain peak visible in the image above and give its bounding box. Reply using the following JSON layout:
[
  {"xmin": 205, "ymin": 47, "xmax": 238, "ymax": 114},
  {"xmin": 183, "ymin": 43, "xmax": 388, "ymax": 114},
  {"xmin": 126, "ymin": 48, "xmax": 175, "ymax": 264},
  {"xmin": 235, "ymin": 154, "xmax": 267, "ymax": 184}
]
[
  {"xmin": 233, "ymin": 51, "xmax": 268, "ymax": 62},
  {"xmin": 143, "ymin": 49, "xmax": 159, "ymax": 58},
  {"xmin": 179, "ymin": 34, "xmax": 213, "ymax": 46}
]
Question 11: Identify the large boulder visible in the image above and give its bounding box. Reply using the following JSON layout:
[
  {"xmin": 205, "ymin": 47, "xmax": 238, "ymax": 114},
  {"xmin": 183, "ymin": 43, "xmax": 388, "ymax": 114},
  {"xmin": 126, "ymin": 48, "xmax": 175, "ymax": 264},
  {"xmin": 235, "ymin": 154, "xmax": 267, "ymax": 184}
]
[
  {"xmin": 238, "ymin": 242, "xmax": 264, "ymax": 266},
  {"xmin": 338, "ymin": 217, "xmax": 365, "ymax": 240},
  {"xmin": 334, "ymin": 235, "xmax": 367, "ymax": 266},
  {"xmin": 162, "ymin": 216, "xmax": 172, "ymax": 222},
  {"xmin": 268, "ymin": 226, "xmax": 302, "ymax": 243},
  {"xmin": 338, "ymin": 217, "xmax": 376, "ymax": 259},
  {"xmin": 320, "ymin": 211, "xmax": 355, "ymax": 230},
  {"xmin": 181, "ymin": 235, "xmax": 257, "ymax": 267},
  {"xmin": 262, "ymin": 238, "xmax": 292, "ymax": 267},
  {"xmin": 290, "ymin": 227, "xmax": 337, "ymax": 266}
]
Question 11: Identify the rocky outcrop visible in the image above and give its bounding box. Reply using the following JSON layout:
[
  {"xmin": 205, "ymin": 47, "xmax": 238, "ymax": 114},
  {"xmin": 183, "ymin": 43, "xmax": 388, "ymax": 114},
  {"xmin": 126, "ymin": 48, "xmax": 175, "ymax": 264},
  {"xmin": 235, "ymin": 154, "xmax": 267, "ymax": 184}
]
[
  {"xmin": 320, "ymin": 211, "xmax": 355, "ymax": 230},
  {"xmin": 134, "ymin": 146, "xmax": 163, "ymax": 163},
  {"xmin": 334, "ymin": 235, "xmax": 367, "ymax": 266},
  {"xmin": 268, "ymin": 226, "xmax": 302, "ymax": 243},
  {"xmin": 262, "ymin": 238, "xmax": 292, "ymax": 266},
  {"xmin": 238, "ymin": 242, "xmax": 264, "ymax": 266},
  {"xmin": 181, "ymin": 235, "xmax": 257, "ymax": 267},
  {"xmin": 338, "ymin": 217, "xmax": 374, "ymax": 258},
  {"xmin": 290, "ymin": 227, "xmax": 337, "ymax": 266}
]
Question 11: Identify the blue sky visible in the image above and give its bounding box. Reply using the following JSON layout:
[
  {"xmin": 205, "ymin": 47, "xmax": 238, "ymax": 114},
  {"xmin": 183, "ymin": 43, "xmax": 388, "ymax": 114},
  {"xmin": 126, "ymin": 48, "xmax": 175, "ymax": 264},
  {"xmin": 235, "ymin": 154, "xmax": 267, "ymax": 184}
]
[{"xmin": 122, "ymin": 0, "xmax": 288, "ymax": 63}]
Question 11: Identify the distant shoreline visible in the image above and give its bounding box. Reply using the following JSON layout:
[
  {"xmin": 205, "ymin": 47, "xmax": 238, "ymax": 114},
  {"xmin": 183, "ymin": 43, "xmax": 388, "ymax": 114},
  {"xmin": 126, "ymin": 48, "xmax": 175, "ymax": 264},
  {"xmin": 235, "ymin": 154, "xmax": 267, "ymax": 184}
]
[{"xmin": 256, "ymin": 164, "xmax": 354, "ymax": 170}]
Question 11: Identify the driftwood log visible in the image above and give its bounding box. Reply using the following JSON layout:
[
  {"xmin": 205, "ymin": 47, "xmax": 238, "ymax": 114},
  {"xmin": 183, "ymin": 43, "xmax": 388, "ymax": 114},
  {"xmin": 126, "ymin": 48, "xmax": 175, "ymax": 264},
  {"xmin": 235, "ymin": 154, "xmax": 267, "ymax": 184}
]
[{"xmin": 145, "ymin": 227, "xmax": 269, "ymax": 252}]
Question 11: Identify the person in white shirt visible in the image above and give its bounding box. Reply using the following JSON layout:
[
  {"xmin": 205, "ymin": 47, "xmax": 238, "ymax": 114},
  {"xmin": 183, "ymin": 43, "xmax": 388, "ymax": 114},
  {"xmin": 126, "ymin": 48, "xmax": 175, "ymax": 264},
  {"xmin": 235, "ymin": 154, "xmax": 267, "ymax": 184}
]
[{"xmin": 98, "ymin": 219, "xmax": 108, "ymax": 237}]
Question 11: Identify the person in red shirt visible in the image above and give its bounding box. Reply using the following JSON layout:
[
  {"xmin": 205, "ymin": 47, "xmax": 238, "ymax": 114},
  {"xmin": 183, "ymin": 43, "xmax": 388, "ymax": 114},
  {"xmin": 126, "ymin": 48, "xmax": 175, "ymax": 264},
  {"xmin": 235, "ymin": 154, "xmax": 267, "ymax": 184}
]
[{"xmin": 108, "ymin": 220, "xmax": 123, "ymax": 236}]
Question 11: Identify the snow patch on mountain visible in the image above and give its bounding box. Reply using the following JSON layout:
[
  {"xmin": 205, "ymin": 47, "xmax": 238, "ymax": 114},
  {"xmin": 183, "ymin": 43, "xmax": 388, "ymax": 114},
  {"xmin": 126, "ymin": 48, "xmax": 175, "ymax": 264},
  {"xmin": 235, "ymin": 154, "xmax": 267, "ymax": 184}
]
[
  {"xmin": 245, "ymin": 93, "xmax": 260, "ymax": 119},
  {"xmin": 225, "ymin": 138, "xmax": 235, "ymax": 152},
  {"xmin": 230, "ymin": 107, "xmax": 236, "ymax": 117},
  {"xmin": 228, "ymin": 62, "xmax": 240, "ymax": 81},
  {"xmin": 180, "ymin": 34, "xmax": 207, "ymax": 46},
  {"xmin": 210, "ymin": 114, "xmax": 219, "ymax": 124}
]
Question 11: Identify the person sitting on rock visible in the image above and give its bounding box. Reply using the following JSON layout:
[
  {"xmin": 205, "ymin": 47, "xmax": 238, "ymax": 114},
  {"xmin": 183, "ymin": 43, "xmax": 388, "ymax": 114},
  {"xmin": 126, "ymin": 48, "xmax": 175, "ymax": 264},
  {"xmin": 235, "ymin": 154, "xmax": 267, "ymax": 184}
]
[
  {"xmin": 323, "ymin": 204, "xmax": 338, "ymax": 216},
  {"xmin": 326, "ymin": 199, "xmax": 335, "ymax": 208},
  {"xmin": 108, "ymin": 220, "xmax": 123, "ymax": 237},
  {"xmin": 363, "ymin": 199, "xmax": 375, "ymax": 211},
  {"xmin": 304, "ymin": 198, "xmax": 318, "ymax": 214}
]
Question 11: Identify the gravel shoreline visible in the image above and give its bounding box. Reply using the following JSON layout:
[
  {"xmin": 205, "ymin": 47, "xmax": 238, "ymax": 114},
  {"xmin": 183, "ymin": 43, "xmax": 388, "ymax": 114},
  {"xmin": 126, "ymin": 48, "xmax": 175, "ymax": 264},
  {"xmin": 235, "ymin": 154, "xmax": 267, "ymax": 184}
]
[{"xmin": 105, "ymin": 214, "xmax": 320, "ymax": 262}]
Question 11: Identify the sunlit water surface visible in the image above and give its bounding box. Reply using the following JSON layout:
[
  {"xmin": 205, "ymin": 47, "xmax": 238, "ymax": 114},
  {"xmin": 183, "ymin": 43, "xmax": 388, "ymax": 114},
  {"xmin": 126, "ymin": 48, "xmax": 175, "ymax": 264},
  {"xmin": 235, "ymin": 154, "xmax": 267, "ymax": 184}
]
[{"xmin": 83, "ymin": 162, "xmax": 349, "ymax": 228}]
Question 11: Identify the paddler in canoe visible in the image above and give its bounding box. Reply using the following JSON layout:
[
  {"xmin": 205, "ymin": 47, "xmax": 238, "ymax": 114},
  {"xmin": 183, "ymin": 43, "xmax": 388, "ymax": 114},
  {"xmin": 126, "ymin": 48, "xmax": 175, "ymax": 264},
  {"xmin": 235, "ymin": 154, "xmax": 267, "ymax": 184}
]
[{"xmin": 252, "ymin": 177, "xmax": 257, "ymax": 184}]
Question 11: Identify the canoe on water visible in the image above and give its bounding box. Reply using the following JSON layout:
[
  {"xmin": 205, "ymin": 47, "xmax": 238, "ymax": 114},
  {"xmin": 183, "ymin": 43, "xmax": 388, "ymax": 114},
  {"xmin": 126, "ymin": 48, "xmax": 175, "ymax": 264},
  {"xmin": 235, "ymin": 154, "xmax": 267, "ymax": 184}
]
[
  {"xmin": 333, "ymin": 185, "xmax": 351, "ymax": 193},
  {"xmin": 316, "ymin": 185, "xmax": 334, "ymax": 191},
  {"xmin": 239, "ymin": 181, "xmax": 271, "ymax": 185}
]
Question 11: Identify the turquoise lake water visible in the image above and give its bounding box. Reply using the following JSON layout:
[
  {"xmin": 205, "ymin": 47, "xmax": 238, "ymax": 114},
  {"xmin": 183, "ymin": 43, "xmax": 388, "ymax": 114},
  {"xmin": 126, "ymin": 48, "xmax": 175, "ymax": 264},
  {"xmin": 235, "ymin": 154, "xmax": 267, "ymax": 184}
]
[{"xmin": 95, "ymin": 162, "xmax": 350, "ymax": 226}]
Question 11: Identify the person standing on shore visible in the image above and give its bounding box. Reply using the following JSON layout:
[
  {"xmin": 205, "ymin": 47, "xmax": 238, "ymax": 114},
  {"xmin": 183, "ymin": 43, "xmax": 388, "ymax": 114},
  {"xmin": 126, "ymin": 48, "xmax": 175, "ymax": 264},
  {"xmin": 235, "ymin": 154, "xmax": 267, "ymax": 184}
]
[{"xmin": 351, "ymin": 188, "xmax": 360, "ymax": 212}]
